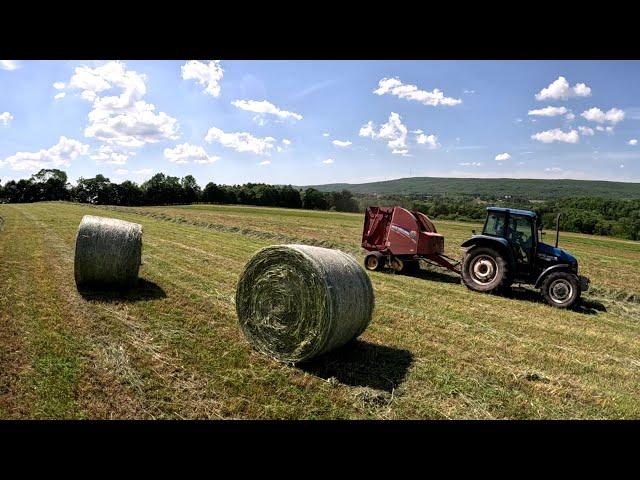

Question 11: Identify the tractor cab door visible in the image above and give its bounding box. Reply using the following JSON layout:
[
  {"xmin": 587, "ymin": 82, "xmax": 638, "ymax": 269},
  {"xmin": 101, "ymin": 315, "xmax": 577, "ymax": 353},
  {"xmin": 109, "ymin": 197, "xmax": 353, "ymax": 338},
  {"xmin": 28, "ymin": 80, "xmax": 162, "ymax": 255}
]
[{"xmin": 506, "ymin": 214, "xmax": 535, "ymax": 279}]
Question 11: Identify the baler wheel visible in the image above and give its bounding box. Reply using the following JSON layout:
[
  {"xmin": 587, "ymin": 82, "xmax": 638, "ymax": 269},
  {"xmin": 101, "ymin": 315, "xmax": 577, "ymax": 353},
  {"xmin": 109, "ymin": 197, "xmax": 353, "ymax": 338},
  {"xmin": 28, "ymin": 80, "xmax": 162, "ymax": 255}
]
[{"xmin": 364, "ymin": 253, "xmax": 384, "ymax": 271}]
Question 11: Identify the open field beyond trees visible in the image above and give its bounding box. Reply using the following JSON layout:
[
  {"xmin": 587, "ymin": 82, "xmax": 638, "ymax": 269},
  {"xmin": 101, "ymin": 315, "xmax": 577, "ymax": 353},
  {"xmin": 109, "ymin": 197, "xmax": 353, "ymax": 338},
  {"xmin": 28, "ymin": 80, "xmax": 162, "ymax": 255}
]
[{"xmin": 0, "ymin": 201, "xmax": 639, "ymax": 419}]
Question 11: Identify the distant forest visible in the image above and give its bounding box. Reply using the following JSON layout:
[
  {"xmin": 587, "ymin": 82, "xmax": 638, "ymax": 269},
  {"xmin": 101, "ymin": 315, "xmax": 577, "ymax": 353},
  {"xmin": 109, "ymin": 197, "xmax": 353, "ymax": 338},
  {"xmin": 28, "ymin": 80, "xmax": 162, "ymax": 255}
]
[{"xmin": 1, "ymin": 169, "xmax": 639, "ymax": 240}]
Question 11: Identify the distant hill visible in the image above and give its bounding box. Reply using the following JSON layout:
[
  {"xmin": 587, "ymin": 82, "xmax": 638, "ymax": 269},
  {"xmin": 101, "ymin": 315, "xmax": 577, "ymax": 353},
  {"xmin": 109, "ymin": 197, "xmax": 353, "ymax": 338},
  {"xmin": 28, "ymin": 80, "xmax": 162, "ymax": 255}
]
[{"xmin": 307, "ymin": 177, "xmax": 640, "ymax": 200}]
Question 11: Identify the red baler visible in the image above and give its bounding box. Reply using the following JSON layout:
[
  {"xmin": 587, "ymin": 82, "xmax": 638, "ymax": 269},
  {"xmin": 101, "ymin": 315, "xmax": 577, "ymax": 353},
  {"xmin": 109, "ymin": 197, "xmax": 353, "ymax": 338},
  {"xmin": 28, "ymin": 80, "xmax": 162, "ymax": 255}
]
[{"xmin": 361, "ymin": 206, "xmax": 460, "ymax": 273}]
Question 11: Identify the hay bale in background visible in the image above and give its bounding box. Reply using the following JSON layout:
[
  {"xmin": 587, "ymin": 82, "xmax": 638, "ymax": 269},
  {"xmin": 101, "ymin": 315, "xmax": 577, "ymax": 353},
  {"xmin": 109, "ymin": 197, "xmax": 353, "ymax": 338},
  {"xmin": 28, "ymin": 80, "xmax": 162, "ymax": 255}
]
[
  {"xmin": 236, "ymin": 244, "xmax": 375, "ymax": 363},
  {"xmin": 74, "ymin": 215, "xmax": 143, "ymax": 289}
]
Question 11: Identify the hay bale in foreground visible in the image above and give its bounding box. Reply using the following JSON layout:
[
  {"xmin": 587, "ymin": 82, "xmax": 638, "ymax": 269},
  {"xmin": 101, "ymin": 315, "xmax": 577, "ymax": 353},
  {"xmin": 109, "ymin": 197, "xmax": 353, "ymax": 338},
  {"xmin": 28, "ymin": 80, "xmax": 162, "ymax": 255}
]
[
  {"xmin": 74, "ymin": 215, "xmax": 143, "ymax": 289},
  {"xmin": 235, "ymin": 244, "xmax": 375, "ymax": 363}
]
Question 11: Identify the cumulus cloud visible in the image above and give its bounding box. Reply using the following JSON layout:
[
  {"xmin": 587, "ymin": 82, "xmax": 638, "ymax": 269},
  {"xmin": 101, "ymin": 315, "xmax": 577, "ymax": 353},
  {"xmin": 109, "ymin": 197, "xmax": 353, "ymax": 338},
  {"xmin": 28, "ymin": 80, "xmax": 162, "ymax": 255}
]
[
  {"xmin": 578, "ymin": 126, "xmax": 595, "ymax": 136},
  {"xmin": 2, "ymin": 136, "xmax": 89, "ymax": 171},
  {"xmin": 495, "ymin": 152, "xmax": 511, "ymax": 161},
  {"xmin": 164, "ymin": 143, "xmax": 218, "ymax": 164},
  {"xmin": 359, "ymin": 112, "xmax": 409, "ymax": 153},
  {"xmin": 259, "ymin": 160, "xmax": 271, "ymax": 166},
  {"xmin": 134, "ymin": 168, "xmax": 153, "ymax": 175},
  {"xmin": 628, "ymin": 139, "xmax": 638, "ymax": 146},
  {"xmin": 373, "ymin": 77, "xmax": 462, "ymax": 107},
  {"xmin": 596, "ymin": 125, "xmax": 615, "ymax": 134},
  {"xmin": 0, "ymin": 60, "xmax": 19, "ymax": 71},
  {"xmin": 531, "ymin": 129, "xmax": 580, "ymax": 144},
  {"xmin": 565, "ymin": 113, "xmax": 575, "ymax": 121},
  {"xmin": 581, "ymin": 107, "xmax": 625, "ymax": 124},
  {"xmin": 332, "ymin": 140, "xmax": 352, "ymax": 147},
  {"xmin": 282, "ymin": 139, "xmax": 291, "ymax": 145},
  {"xmin": 416, "ymin": 133, "xmax": 440, "ymax": 149},
  {"xmin": 66, "ymin": 61, "xmax": 178, "ymax": 148},
  {"xmin": 54, "ymin": 92, "xmax": 66, "ymax": 100},
  {"xmin": 181, "ymin": 60, "xmax": 224, "ymax": 96},
  {"xmin": 205, "ymin": 126, "xmax": 276, "ymax": 155},
  {"xmin": 322, "ymin": 132, "xmax": 329, "ymax": 137},
  {"xmin": 90, "ymin": 145, "xmax": 134, "ymax": 165},
  {"xmin": 322, "ymin": 158, "xmax": 334, "ymax": 164},
  {"xmin": 53, "ymin": 82, "xmax": 65, "ymax": 90},
  {"xmin": 527, "ymin": 106, "xmax": 568, "ymax": 117},
  {"xmin": 231, "ymin": 99, "xmax": 302, "ymax": 121},
  {"xmin": 0, "ymin": 112, "xmax": 13, "ymax": 126},
  {"xmin": 535, "ymin": 76, "xmax": 592, "ymax": 101}
]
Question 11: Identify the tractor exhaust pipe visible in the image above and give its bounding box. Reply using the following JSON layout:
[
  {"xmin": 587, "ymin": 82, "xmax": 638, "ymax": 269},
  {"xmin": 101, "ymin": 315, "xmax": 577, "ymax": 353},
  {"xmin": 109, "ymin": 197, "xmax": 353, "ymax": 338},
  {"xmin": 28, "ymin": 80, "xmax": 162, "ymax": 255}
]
[{"xmin": 555, "ymin": 213, "xmax": 561, "ymax": 248}]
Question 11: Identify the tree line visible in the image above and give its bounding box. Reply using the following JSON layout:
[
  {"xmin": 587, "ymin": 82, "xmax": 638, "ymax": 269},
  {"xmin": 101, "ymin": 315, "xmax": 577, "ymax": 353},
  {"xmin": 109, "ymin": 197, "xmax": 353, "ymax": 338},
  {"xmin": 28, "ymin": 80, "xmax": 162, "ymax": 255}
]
[
  {"xmin": 0, "ymin": 169, "xmax": 360, "ymax": 212},
  {"xmin": 1, "ymin": 169, "xmax": 639, "ymax": 240}
]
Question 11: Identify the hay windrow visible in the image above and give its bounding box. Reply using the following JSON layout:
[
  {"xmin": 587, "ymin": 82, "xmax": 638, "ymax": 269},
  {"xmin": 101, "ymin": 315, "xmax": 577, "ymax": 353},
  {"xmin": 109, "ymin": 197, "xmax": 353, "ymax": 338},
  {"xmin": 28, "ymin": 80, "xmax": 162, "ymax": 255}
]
[
  {"xmin": 74, "ymin": 215, "xmax": 143, "ymax": 289},
  {"xmin": 235, "ymin": 244, "xmax": 374, "ymax": 363}
]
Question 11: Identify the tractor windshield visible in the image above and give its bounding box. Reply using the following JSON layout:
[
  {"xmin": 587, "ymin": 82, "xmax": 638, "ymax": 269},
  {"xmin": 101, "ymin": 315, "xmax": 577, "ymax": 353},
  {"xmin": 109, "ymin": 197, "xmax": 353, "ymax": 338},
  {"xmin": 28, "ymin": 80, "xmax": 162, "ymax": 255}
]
[
  {"xmin": 483, "ymin": 212, "xmax": 506, "ymax": 237},
  {"xmin": 507, "ymin": 214, "xmax": 534, "ymax": 264}
]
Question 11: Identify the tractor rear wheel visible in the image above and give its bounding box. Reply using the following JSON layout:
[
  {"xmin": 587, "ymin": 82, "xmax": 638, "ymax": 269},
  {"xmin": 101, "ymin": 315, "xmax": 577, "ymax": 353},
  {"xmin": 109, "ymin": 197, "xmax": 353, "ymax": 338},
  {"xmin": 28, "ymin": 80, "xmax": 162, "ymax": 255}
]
[
  {"xmin": 541, "ymin": 271, "xmax": 580, "ymax": 308},
  {"xmin": 364, "ymin": 252, "xmax": 384, "ymax": 271},
  {"xmin": 461, "ymin": 247, "xmax": 509, "ymax": 293}
]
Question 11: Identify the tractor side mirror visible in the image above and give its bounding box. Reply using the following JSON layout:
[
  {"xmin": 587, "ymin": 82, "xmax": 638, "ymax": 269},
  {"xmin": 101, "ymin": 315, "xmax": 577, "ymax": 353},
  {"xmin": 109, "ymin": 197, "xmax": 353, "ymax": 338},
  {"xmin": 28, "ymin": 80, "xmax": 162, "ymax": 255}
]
[{"xmin": 472, "ymin": 229, "xmax": 476, "ymax": 235}]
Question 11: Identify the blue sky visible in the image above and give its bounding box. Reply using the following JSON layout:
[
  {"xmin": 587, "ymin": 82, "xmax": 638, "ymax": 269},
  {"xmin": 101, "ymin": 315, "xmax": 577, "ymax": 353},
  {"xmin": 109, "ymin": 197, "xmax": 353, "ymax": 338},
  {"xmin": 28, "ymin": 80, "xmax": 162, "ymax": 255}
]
[{"xmin": 1, "ymin": 60, "xmax": 639, "ymax": 187}]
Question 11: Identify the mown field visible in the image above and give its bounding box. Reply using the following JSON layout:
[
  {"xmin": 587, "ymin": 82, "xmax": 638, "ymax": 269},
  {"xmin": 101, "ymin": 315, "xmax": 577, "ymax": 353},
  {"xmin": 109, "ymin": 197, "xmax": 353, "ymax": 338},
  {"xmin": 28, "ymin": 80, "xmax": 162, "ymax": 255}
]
[{"xmin": 1, "ymin": 201, "xmax": 639, "ymax": 419}]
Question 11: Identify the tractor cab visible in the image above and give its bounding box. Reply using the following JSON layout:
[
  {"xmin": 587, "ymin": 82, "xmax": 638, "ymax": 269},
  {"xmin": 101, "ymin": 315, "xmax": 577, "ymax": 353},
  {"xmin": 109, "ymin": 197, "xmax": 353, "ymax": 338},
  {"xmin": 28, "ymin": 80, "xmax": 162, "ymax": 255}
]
[{"xmin": 460, "ymin": 207, "xmax": 589, "ymax": 308}]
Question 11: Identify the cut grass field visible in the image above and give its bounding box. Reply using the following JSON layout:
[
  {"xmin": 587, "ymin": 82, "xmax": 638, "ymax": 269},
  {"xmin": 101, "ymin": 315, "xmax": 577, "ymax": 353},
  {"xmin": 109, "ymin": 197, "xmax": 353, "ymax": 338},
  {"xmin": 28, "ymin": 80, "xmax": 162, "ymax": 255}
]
[{"xmin": 1, "ymin": 201, "xmax": 639, "ymax": 419}]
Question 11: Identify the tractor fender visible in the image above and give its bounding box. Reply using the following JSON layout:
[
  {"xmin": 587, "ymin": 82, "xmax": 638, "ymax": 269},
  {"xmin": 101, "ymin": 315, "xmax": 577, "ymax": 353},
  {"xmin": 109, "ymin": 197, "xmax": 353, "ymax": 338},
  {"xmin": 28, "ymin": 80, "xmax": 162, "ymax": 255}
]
[
  {"xmin": 461, "ymin": 236, "xmax": 516, "ymax": 272},
  {"xmin": 534, "ymin": 264, "xmax": 572, "ymax": 289}
]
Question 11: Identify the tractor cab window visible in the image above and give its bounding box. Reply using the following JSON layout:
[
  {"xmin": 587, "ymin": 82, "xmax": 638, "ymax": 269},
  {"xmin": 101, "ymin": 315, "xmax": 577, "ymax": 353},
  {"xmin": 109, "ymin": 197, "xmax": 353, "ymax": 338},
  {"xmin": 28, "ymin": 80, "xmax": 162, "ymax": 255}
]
[
  {"xmin": 483, "ymin": 212, "xmax": 506, "ymax": 237},
  {"xmin": 507, "ymin": 214, "xmax": 534, "ymax": 264}
]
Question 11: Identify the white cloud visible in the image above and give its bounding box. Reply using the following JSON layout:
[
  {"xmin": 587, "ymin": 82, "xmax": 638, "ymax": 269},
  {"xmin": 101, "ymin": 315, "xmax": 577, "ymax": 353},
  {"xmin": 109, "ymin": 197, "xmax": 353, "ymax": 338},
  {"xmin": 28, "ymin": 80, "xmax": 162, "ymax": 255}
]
[
  {"xmin": 565, "ymin": 113, "xmax": 575, "ymax": 121},
  {"xmin": 115, "ymin": 168, "xmax": 129, "ymax": 175},
  {"xmin": 595, "ymin": 125, "xmax": 615, "ymax": 134},
  {"xmin": 259, "ymin": 160, "xmax": 271, "ymax": 166},
  {"xmin": 0, "ymin": 60, "xmax": 19, "ymax": 71},
  {"xmin": 322, "ymin": 132, "xmax": 329, "ymax": 137},
  {"xmin": 134, "ymin": 168, "xmax": 153, "ymax": 175},
  {"xmin": 66, "ymin": 61, "xmax": 178, "ymax": 148},
  {"xmin": 359, "ymin": 112, "xmax": 409, "ymax": 153},
  {"xmin": 181, "ymin": 60, "xmax": 224, "ymax": 97},
  {"xmin": 463, "ymin": 89, "xmax": 475, "ymax": 94},
  {"xmin": 531, "ymin": 129, "xmax": 579, "ymax": 144},
  {"xmin": 416, "ymin": 133, "xmax": 440, "ymax": 149},
  {"xmin": 578, "ymin": 126, "xmax": 595, "ymax": 136},
  {"xmin": 628, "ymin": 139, "xmax": 638, "ymax": 146},
  {"xmin": 545, "ymin": 167, "xmax": 563, "ymax": 172},
  {"xmin": 164, "ymin": 143, "xmax": 218, "ymax": 164},
  {"xmin": 2, "ymin": 136, "xmax": 89, "ymax": 171},
  {"xmin": 373, "ymin": 77, "xmax": 462, "ymax": 107},
  {"xmin": 282, "ymin": 139, "xmax": 291, "ymax": 145},
  {"xmin": 535, "ymin": 76, "xmax": 592, "ymax": 101},
  {"xmin": 322, "ymin": 158, "xmax": 334, "ymax": 164},
  {"xmin": 459, "ymin": 162, "xmax": 482, "ymax": 167},
  {"xmin": 54, "ymin": 92, "xmax": 66, "ymax": 100},
  {"xmin": 53, "ymin": 81, "xmax": 65, "ymax": 90},
  {"xmin": 392, "ymin": 149, "xmax": 410, "ymax": 156},
  {"xmin": 581, "ymin": 107, "xmax": 625, "ymax": 124},
  {"xmin": 527, "ymin": 106, "xmax": 568, "ymax": 117},
  {"xmin": 205, "ymin": 126, "xmax": 276, "ymax": 155},
  {"xmin": 231, "ymin": 99, "xmax": 302, "ymax": 121},
  {"xmin": 0, "ymin": 112, "xmax": 13, "ymax": 126},
  {"xmin": 495, "ymin": 152, "xmax": 511, "ymax": 161},
  {"xmin": 90, "ymin": 145, "xmax": 134, "ymax": 165},
  {"xmin": 332, "ymin": 139, "xmax": 352, "ymax": 147}
]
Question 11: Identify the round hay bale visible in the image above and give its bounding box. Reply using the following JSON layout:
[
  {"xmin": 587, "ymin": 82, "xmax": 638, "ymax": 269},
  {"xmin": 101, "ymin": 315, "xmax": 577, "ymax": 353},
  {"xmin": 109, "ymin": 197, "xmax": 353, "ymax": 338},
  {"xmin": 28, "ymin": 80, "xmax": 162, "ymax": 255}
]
[
  {"xmin": 235, "ymin": 244, "xmax": 375, "ymax": 363},
  {"xmin": 74, "ymin": 215, "xmax": 143, "ymax": 289}
]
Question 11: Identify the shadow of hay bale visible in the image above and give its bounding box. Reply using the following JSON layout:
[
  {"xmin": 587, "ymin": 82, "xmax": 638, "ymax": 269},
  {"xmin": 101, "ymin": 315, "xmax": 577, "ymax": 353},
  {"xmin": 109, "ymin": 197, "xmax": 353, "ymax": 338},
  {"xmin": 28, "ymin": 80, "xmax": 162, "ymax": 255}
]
[
  {"xmin": 78, "ymin": 278, "xmax": 166, "ymax": 303},
  {"xmin": 299, "ymin": 339, "xmax": 413, "ymax": 393}
]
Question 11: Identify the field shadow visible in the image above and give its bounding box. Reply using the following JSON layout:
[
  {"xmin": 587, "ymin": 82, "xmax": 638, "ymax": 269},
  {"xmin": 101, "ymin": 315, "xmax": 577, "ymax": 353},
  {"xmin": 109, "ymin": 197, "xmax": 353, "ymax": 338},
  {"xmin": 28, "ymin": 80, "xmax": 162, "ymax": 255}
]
[
  {"xmin": 505, "ymin": 286, "xmax": 607, "ymax": 315},
  {"xmin": 299, "ymin": 339, "xmax": 414, "ymax": 393},
  {"xmin": 78, "ymin": 278, "xmax": 166, "ymax": 303},
  {"xmin": 402, "ymin": 266, "xmax": 461, "ymax": 284}
]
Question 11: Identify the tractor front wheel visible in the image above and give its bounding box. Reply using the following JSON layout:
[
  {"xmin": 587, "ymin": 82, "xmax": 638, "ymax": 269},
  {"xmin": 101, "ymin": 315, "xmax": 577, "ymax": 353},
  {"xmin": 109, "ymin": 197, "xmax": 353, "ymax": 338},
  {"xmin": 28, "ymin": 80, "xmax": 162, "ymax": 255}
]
[
  {"xmin": 461, "ymin": 247, "xmax": 509, "ymax": 293},
  {"xmin": 541, "ymin": 271, "xmax": 580, "ymax": 308}
]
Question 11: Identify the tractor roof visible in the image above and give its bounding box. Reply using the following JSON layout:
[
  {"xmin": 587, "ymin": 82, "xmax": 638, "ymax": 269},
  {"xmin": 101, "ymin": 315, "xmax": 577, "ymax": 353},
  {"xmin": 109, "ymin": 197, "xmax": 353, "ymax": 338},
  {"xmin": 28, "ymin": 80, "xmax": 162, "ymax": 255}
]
[{"xmin": 486, "ymin": 207, "xmax": 536, "ymax": 217}]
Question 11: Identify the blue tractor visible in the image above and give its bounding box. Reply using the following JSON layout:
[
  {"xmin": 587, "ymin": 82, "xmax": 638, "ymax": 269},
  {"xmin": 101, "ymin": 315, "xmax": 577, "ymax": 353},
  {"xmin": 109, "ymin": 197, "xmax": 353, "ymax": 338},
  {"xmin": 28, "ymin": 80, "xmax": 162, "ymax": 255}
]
[{"xmin": 460, "ymin": 207, "xmax": 590, "ymax": 308}]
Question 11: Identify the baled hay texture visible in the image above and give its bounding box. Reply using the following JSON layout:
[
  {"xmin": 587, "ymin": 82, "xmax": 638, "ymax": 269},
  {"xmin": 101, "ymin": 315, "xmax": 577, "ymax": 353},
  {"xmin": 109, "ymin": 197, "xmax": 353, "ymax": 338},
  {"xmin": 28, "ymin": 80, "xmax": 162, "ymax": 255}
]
[
  {"xmin": 235, "ymin": 244, "xmax": 375, "ymax": 363},
  {"xmin": 74, "ymin": 215, "xmax": 143, "ymax": 289}
]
